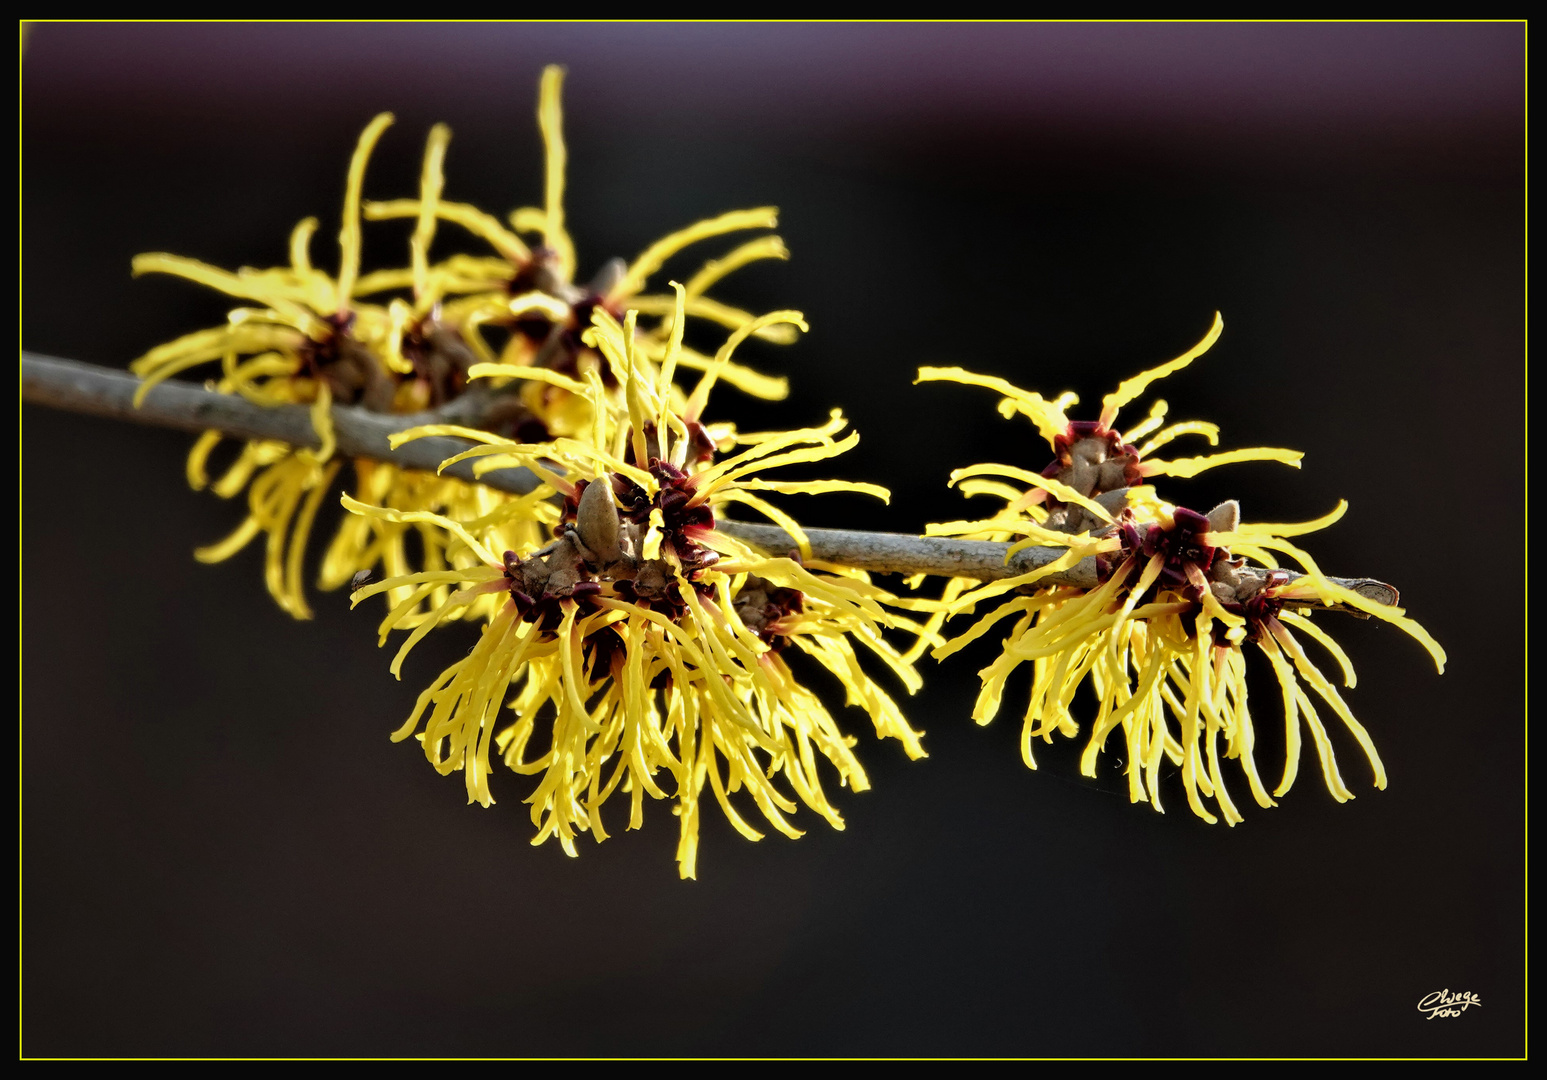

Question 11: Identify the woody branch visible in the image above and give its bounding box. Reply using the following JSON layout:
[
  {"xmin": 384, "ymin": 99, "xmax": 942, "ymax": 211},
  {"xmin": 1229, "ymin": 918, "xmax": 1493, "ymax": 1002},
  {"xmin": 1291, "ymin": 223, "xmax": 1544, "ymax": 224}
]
[{"xmin": 21, "ymin": 352, "xmax": 1399, "ymax": 607}]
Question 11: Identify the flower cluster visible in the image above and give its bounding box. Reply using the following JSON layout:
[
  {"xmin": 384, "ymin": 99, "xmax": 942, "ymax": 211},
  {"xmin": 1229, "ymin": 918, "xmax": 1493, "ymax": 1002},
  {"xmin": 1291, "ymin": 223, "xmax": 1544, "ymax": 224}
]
[
  {"xmin": 919, "ymin": 315, "xmax": 1446, "ymax": 822},
  {"xmin": 350, "ymin": 294, "xmax": 926, "ymax": 877},
  {"xmin": 131, "ymin": 66, "xmax": 790, "ymax": 619},
  {"xmin": 131, "ymin": 65, "xmax": 936, "ymax": 875},
  {"xmin": 125, "ymin": 64, "xmax": 1445, "ymax": 872}
]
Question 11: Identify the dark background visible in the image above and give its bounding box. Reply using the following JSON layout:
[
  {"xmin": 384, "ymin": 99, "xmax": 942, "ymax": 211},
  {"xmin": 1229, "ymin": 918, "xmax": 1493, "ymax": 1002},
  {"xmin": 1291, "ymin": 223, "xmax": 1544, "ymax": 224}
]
[{"xmin": 23, "ymin": 23, "xmax": 1524, "ymax": 1057}]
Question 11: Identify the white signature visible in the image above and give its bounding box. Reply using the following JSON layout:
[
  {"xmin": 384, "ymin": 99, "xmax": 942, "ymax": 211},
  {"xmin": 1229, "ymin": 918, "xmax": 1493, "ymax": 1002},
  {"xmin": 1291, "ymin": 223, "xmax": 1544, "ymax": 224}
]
[{"xmin": 1417, "ymin": 989, "xmax": 1482, "ymax": 1018}]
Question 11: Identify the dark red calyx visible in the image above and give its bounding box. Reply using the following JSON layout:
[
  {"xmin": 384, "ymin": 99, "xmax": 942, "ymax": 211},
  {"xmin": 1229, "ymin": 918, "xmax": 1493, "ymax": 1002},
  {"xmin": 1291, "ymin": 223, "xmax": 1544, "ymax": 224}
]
[
  {"xmin": 300, "ymin": 317, "xmax": 395, "ymax": 412},
  {"xmin": 1046, "ymin": 421, "xmax": 1144, "ymax": 499},
  {"xmin": 399, "ymin": 319, "xmax": 474, "ymax": 407},
  {"xmin": 505, "ymin": 246, "xmax": 570, "ymax": 299},
  {"xmin": 1141, "ymin": 507, "xmax": 1220, "ymax": 589},
  {"xmin": 733, "ymin": 576, "xmax": 806, "ymax": 651},
  {"xmin": 606, "ymin": 461, "xmax": 714, "ymax": 538},
  {"xmin": 502, "ymin": 542, "xmax": 604, "ymax": 632},
  {"xmin": 1099, "ymin": 507, "xmax": 1224, "ymax": 592},
  {"xmin": 625, "ymin": 422, "xmax": 717, "ymax": 469},
  {"xmin": 503, "ymin": 250, "xmax": 629, "ymax": 383},
  {"xmin": 611, "ymin": 567, "xmax": 712, "ymax": 624},
  {"xmin": 1212, "ymin": 567, "xmax": 1292, "ymax": 644}
]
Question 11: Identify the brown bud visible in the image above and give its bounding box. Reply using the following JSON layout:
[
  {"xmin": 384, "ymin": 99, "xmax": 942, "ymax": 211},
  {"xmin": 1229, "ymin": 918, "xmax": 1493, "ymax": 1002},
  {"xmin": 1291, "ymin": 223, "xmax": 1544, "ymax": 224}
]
[
  {"xmin": 576, "ymin": 479, "xmax": 622, "ymax": 565},
  {"xmin": 1205, "ymin": 500, "xmax": 1241, "ymax": 535},
  {"xmin": 1094, "ymin": 487, "xmax": 1132, "ymax": 515},
  {"xmin": 426, "ymin": 326, "xmax": 475, "ymax": 374},
  {"xmin": 545, "ymin": 566, "xmax": 580, "ymax": 595},
  {"xmin": 1061, "ymin": 457, "xmax": 1099, "ymax": 498},
  {"xmin": 586, "ymin": 257, "xmax": 627, "ymax": 298}
]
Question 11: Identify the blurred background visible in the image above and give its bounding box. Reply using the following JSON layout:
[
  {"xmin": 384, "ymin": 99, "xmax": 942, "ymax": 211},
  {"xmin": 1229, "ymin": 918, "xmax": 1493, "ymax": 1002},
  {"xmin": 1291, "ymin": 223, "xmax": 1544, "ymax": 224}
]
[{"xmin": 23, "ymin": 22, "xmax": 1523, "ymax": 1057}]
